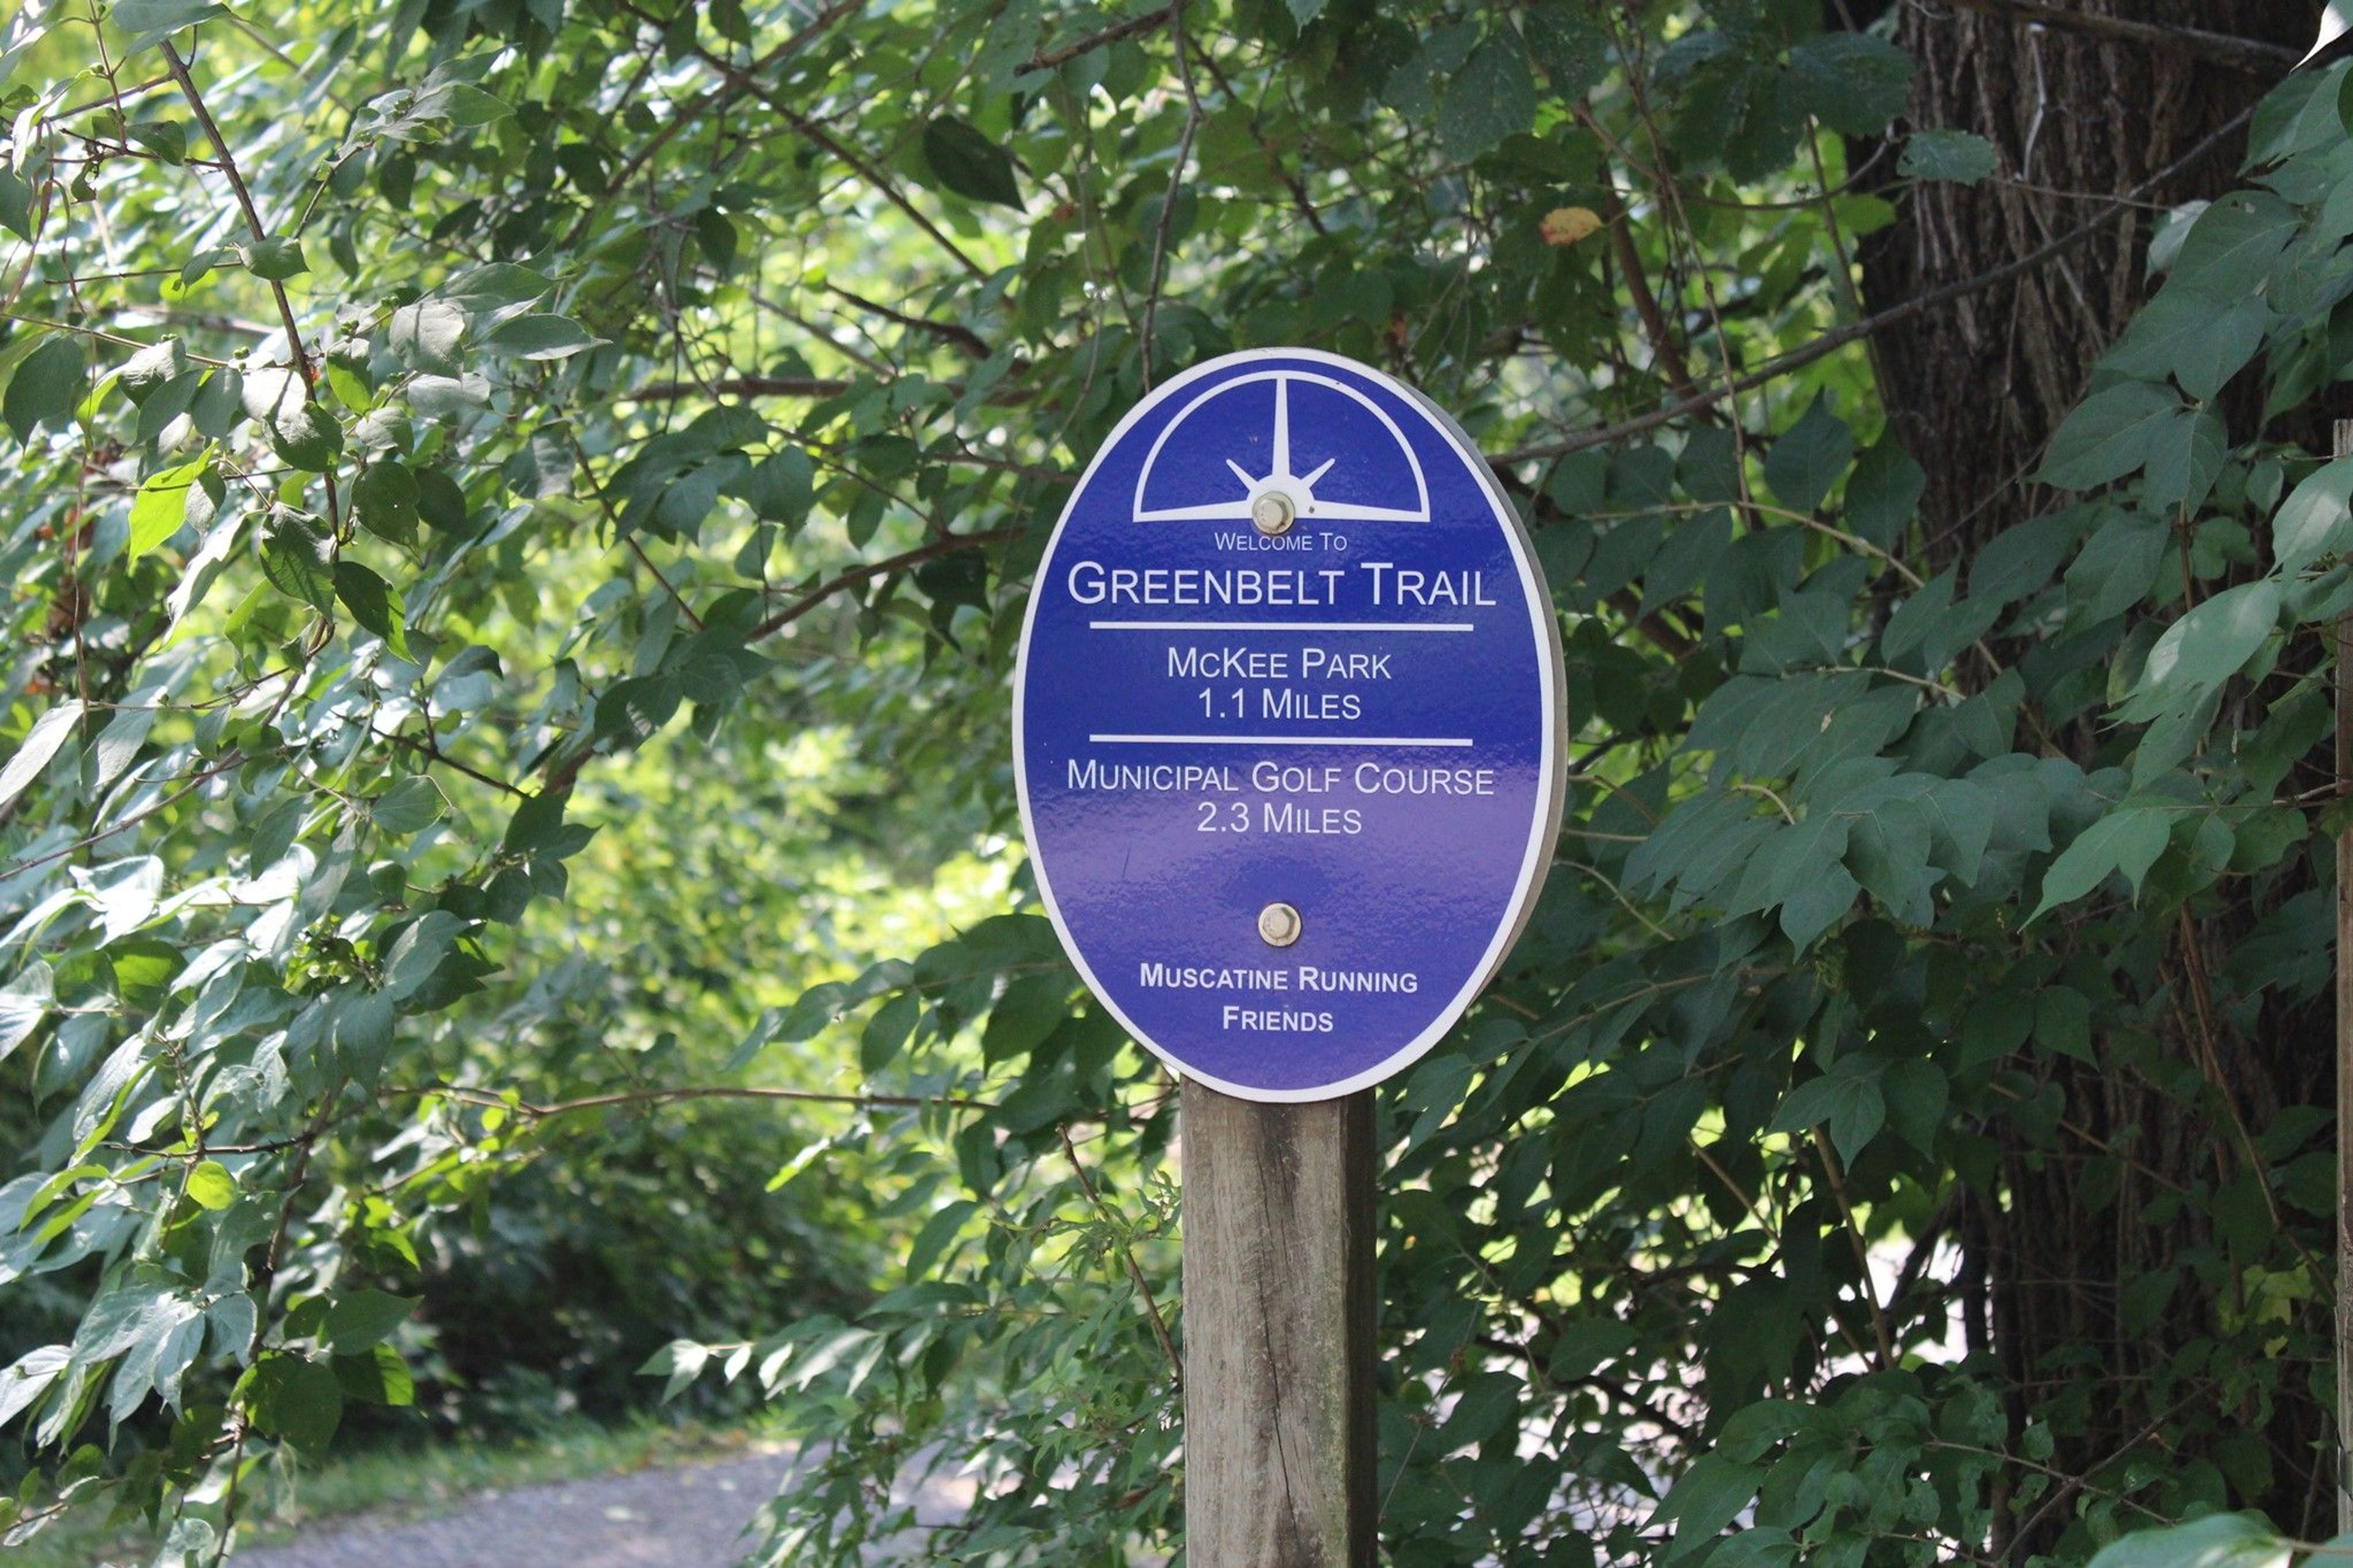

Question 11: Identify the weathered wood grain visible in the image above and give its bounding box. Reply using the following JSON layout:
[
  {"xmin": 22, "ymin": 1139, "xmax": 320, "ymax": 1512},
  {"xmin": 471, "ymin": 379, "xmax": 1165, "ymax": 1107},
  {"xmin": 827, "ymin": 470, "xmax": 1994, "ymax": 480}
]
[
  {"xmin": 2335, "ymin": 416, "xmax": 2353, "ymax": 1532},
  {"xmin": 1181, "ymin": 1081, "xmax": 1376, "ymax": 1567}
]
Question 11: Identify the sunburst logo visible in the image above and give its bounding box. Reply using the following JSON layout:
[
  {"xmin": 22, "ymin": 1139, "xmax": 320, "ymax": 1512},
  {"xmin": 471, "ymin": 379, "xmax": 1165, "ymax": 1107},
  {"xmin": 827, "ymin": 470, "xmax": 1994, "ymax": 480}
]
[{"xmin": 1130, "ymin": 370, "xmax": 1433, "ymax": 526}]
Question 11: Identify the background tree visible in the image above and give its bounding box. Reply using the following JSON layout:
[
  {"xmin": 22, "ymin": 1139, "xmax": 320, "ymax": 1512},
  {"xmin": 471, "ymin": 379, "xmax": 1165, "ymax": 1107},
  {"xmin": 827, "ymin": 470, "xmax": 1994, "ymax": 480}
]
[
  {"xmin": 2, "ymin": 4, "xmax": 2351, "ymax": 1567},
  {"xmin": 1859, "ymin": 3, "xmax": 2330, "ymax": 1547}
]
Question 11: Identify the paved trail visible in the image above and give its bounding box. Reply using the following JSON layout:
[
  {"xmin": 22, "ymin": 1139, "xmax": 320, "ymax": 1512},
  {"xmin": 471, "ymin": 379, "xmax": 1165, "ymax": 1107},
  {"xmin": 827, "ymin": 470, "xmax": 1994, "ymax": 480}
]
[{"xmin": 232, "ymin": 1448, "xmax": 970, "ymax": 1568}]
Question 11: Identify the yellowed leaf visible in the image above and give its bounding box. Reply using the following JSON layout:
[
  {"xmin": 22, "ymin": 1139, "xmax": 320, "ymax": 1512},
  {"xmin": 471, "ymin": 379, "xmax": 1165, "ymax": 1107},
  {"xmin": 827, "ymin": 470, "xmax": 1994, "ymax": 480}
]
[{"xmin": 1540, "ymin": 205, "xmax": 1604, "ymax": 247}]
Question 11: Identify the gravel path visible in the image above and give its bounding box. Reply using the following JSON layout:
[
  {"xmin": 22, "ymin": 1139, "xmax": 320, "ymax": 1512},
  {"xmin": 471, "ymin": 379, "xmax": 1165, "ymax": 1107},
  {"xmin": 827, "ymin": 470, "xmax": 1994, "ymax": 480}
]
[{"xmin": 230, "ymin": 1447, "xmax": 971, "ymax": 1568}]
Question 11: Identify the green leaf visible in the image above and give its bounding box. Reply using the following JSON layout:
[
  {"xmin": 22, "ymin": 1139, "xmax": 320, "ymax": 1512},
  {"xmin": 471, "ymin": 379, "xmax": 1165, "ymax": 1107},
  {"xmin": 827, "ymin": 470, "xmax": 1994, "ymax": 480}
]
[
  {"xmin": 741, "ymin": 447, "xmax": 815, "ymax": 525},
  {"xmin": 408, "ymin": 373, "xmax": 492, "ymax": 419},
  {"xmin": 1780, "ymin": 860, "xmax": 1860, "ymax": 952},
  {"xmin": 268, "ymin": 400, "xmax": 343, "ymax": 471},
  {"xmin": 382, "ymin": 910, "xmax": 464, "ymax": 1000},
  {"xmin": 2143, "ymin": 408, "xmax": 2226, "ymax": 518},
  {"xmin": 2103, "ymin": 288, "xmax": 2268, "ymax": 403},
  {"xmin": 1654, "ymin": 1453, "xmax": 1764, "ymax": 1558},
  {"xmin": 2031, "ymin": 805, "xmax": 2173, "ymax": 921},
  {"xmin": 1768, "ymin": 1057, "xmax": 1884, "ymax": 1166},
  {"xmin": 920, "ymin": 116, "xmax": 1021, "ymax": 208},
  {"xmin": 2273, "ymin": 455, "xmax": 2353, "ymax": 574},
  {"xmin": 1971, "ymin": 511, "xmax": 2080, "ymax": 605},
  {"xmin": 483, "ymin": 313, "xmax": 604, "ymax": 361},
  {"xmin": 249, "ymin": 1354, "xmax": 343, "ymax": 1454},
  {"xmin": 2120, "ymin": 579, "xmax": 2282, "ymax": 721},
  {"xmin": 372, "ymin": 776, "xmax": 444, "ymax": 835},
  {"xmin": 905, "ymin": 1199, "xmax": 978, "ymax": 1282},
  {"xmin": 1764, "ymin": 396, "xmax": 1853, "ymax": 513},
  {"xmin": 2036, "ymin": 987, "xmax": 2093, "ymax": 1063},
  {"xmin": 1440, "ymin": 1371, "xmax": 1525, "ymax": 1446},
  {"xmin": 638, "ymin": 1339, "xmax": 708, "ymax": 1401},
  {"xmin": 118, "ymin": 336, "xmax": 188, "ymax": 402},
  {"xmin": 416, "ymin": 468, "xmax": 472, "ymax": 534},
  {"xmin": 2067, "ymin": 510, "xmax": 2167, "ymax": 624},
  {"xmin": 388, "ymin": 300, "xmax": 466, "ymax": 375},
  {"xmin": 440, "ymin": 84, "xmax": 513, "ymax": 126},
  {"xmin": 322, "ymin": 1290, "xmax": 416, "ymax": 1353},
  {"xmin": 1924, "ymin": 778, "xmax": 1997, "ymax": 885},
  {"xmin": 860, "ymin": 990, "xmax": 920, "ymax": 1074},
  {"xmin": 110, "ymin": 0, "xmax": 227, "ymax": 55},
  {"xmin": 0, "ymin": 164, "xmax": 32, "ymax": 241},
  {"xmin": 0, "ymin": 960, "xmax": 55, "ymax": 1066},
  {"xmin": 1844, "ymin": 792, "xmax": 1934, "ymax": 922},
  {"xmin": 0, "ymin": 699, "xmax": 85, "ymax": 814},
  {"xmin": 1900, "ymin": 129, "xmax": 1997, "ymax": 184},
  {"xmin": 1882, "ymin": 569, "xmax": 1999, "ymax": 673},
  {"xmin": 127, "ymin": 454, "xmax": 208, "ymax": 559},
  {"xmin": 1439, "ymin": 35, "xmax": 1538, "ymax": 161},
  {"xmin": 5, "ymin": 333, "xmax": 88, "ymax": 440},
  {"xmin": 1846, "ymin": 439, "xmax": 1925, "ymax": 545},
  {"xmin": 0, "ymin": 1346, "xmax": 69, "ymax": 1429},
  {"xmin": 1881, "ymin": 1059, "xmax": 1948, "ymax": 1154},
  {"xmin": 110, "ymin": 939, "xmax": 182, "ymax": 1007},
  {"xmin": 1524, "ymin": 5, "xmax": 1608, "ymax": 99},
  {"xmin": 127, "ymin": 118, "xmax": 188, "ymax": 164},
  {"xmin": 1786, "ymin": 32, "xmax": 1914, "ymax": 136},
  {"xmin": 2040, "ymin": 381, "xmax": 2180, "ymax": 490},
  {"xmin": 2083, "ymin": 1514, "xmax": 2290, "ymax": 1568},
  {"xmin": 184, "ymin": 1161, "xmax": 235, "ymax": 1211},
  {"xmin": 334, "ymin": 1344, "xmax": 415, "ymax": 1407},
  {"xmin": 1961, "ymin": 990, "xmax": 2035, "ymax": 1069},
  {"xmin": 2167, "ymin": 191, "xmax": 2299, "ymax": 298},
  {"xmin": 241, "ymin": 236, "xmax": 308, "ymax": 281},
  {"xmin": 981, "ymin": 974, "xmax": 1068, "ymax": 1062},
  {"xmin": 333, "ymin": 560, "xmax": 411, "ymax": 657},
  {"xmin": 593, "ymin": 675, "xmax": 681, "ymax": 749},
  {"xmin": 260, "ymin": 510, "xmax": 336, "ymax": 613},
  {"xmin": 353, "ymin": 459, "xmax": 420, "ymax": 545}
]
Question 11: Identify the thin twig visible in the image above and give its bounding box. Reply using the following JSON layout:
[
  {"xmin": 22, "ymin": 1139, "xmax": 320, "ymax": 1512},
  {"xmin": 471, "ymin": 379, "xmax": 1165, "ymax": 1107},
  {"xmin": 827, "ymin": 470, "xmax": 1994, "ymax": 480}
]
[
  {"xmin": 377, "ymin": 725, "xmax": 528, "ymax": 799},
  {"xmin": 748, "ymin": 526, "xmax": 1021, "ymax": 640},
  {"xmin": 567, "ymin": 431, "xmax": 708, "ymax": 631},
  {"xmin": 710, "ymin": 60, "xmax": 989, "ymax": 281},
  {"xmin": 2004, "ymin": 1384, "xmax": 2216, "ymax": 1559},
  {"xmin": 1020, "ymin": 6, "xmax": 1177, "ymax": 74},
  {"xmin": 1503, "ymin": 105, "xmax": 2257, "ymax": 464},
  {"xmin": 1058, "ymin": 1123, "xmax": 1183, "ymax": 1389},
  {"xmin": 824, "ymin": 282, "xmax": 991, "ymax": 357},
  {"xmin": 159, "ymin": 45, "xmax": 312, "ymax": 396},
  {"xmin": 1137, "ymin": 0, "xmax": 1203, "ymax": 390},
  {"xmin": 436, "ymin": 1083, "xmax": 997, "ymax": 1118},
  {"xmin": 0, "ymin": 752, "xmax": 244, "ymax": 879},
  {"xmin": 1934, "ymin": 0, "xmax": 2299, "ymax": 75},
  {"xmin": 631, "ymin": 374, "xmax": 852, "ymax": 401},
  {"xmin": 1810, "ymin": 1127, "xmax": 1895, "ymax": 1369}
]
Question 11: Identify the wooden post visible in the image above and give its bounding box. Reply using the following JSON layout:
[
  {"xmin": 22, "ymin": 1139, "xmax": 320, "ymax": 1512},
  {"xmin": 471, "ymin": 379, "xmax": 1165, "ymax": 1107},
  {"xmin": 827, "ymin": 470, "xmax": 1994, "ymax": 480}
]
[
  {"xmin": 1182, "ymin": 1081, "xmax": 1377, "ymax": 1567},
  {"xmin": 2335, "ymin": 415, "xmax": 2353, "ymax": 1533}
]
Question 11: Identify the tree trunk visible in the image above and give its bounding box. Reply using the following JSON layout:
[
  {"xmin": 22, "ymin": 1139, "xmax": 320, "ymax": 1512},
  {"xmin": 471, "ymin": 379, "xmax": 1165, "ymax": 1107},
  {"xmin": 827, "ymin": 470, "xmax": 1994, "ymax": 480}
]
[
  {"xmin": 1855, "ymin": 2, "xmax": 2330, "ymax": 1548},
  {"xmin": 1862, "ymin": 2, "xmax": 2314, "ymax": 553}
]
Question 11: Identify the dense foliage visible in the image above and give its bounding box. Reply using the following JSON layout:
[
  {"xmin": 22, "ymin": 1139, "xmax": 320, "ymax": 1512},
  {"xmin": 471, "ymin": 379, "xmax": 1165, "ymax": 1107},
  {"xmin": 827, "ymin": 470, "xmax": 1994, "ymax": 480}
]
[{"xmin": 4, "ymin": 1, "xmax": 2351, "ymax": 1565}]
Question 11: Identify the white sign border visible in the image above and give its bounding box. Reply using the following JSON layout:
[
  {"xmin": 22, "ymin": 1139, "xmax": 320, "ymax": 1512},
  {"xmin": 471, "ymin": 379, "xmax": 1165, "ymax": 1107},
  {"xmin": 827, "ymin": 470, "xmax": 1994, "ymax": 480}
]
[{"xmin": 1012, "ymin": 346, "xmax": 1568, "ymax": 1104}]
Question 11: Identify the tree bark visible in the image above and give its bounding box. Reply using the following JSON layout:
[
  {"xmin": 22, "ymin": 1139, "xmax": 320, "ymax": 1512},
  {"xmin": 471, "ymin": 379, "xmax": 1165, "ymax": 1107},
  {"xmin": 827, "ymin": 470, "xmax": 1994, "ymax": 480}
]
[
  {"xmin": 1855, "ymin": 1, "xmax": 2330, "ymax": 1548},
  {"xmin": 1860, "ymin": 1, "xmax": 2314, "ymax": 555}
]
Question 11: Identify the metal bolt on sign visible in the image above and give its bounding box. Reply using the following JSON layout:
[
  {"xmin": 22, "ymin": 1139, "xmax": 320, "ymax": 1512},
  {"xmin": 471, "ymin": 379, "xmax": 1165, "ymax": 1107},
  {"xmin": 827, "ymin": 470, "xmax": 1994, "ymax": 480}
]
[{"xmin": 1257, "ymin": 901, "xmax": 1303, "ymax": 947}]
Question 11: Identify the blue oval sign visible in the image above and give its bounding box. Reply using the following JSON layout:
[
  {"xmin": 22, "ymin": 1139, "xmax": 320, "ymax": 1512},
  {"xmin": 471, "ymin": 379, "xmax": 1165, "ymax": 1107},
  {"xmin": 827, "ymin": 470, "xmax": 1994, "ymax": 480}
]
[{"xmin": 1015, "ymin": 349, "xmax": 1564, "ymax": 1102}]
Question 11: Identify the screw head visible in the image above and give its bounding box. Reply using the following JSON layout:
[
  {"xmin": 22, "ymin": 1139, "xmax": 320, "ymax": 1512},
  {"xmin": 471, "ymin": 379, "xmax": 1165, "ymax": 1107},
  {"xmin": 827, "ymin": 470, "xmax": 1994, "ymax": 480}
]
[
  {"xmin": 1251, "ymin": 491, "xmax": 1297, "ymax": 537},
  {"xmin": 1257, "ymin": 901, "xmax": 1303, "ymax": 948}
]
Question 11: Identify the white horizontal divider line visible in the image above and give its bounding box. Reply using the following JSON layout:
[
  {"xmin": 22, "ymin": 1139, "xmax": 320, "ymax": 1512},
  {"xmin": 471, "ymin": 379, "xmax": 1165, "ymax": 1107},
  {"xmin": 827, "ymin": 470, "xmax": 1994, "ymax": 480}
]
[
  {"xmin": 1089, "ymin": 733, "xmax": 1474, "ymax": 749},
  {"xmin": 1088, "ymin": 619, "xmax": 1474, "ymax": 633}
]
